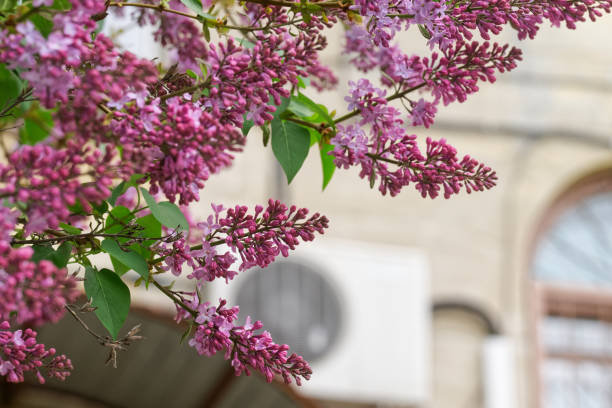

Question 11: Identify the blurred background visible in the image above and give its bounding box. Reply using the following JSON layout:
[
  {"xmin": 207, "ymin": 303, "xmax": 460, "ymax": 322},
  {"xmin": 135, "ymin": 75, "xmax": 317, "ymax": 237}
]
[{"xmin": 2, "ymin": 11, "xmax": 612, "ymax": 408}]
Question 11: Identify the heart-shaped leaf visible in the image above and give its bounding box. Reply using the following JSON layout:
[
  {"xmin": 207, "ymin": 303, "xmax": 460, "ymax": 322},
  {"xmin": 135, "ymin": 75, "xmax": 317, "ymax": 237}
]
[
  {"xmin": 271, "ymin": 118, "xmax": 311, "ymax": 184},
  {"xmin": 84, "ymin": 267, "xmax": 130, "ymax": 340}
]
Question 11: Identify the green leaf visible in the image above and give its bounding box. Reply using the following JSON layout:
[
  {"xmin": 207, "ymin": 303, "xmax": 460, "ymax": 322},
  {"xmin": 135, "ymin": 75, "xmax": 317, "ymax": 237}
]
[
  {"xmin": 67, "ymin": 200, "xmax": 85, "ymax": 215},
  {"xmin": 51, "ymin": 0, "xmax": 72, "ymax": 10},
  {"xmin": 29, "ymin": 14, "xmax": 53, "ymax": 38},
  {"xmin": 201, "ymin": 20, "xmax": 211, "ymax": 42},
  {"xmin": 108, "ymin": 181, "xmax": 126, "ymax": 207},
  {"xmin": 319, "ymin": 142, "xmax": 336, "ymax": 190},
  {"xmin": 59, "ymin": 222, "xmax": 81, "ymax": 235},
  {"xmin": 242, "ymin": 118, "xmax": 254, "ymax": 137},
  {"xmin": 19, "ymin": 109, "xmax": 54, "ymax": 145},
  {"xmin": 111, "ymin": 257, "xmax": 130, "ymax": 276},
  {"xmin": 272, "ymin": 96, "xmax": 291, "ymax": 120},
  {"xmin": 297, "ymin": 76, "xmax": 308, "ymax": 89},
  {"xmin": 185, "ymin": 69, "xmax": 198, "ymax": 79},
  {"xmin": 135, "ymin": 214, "xmax": 161, "ymax": 241},
  {"xmin": 92, "ymin": 200, "xmax": 109, "ymax": 216},
  {"xmin": 262, "ymin": 124, "xmax": 271, "ymax": 146},
  {"xmin": 101, "ymin": 239, "xmax": 149, "ymax": 281},
  {"xmin": 180, "ymin": 323, "xmax": 194, "ymax": 344},
  {"xmin": 129, "ymin": 173, "xmax": 146, "ymax": 185},
  {"xmin": 109, "ymin": 174, "xmax": 146, "ymax": 206},
  {"xmin": 198, "ymin": 12, "xmax": 217, "ymax": 20},
  {"xmin": 0, "ymin": 64, "xmax": 21, "ymax": 111},
  {"xmin": 139, "ymin": 188, "xmax": 189, "ymax": 232},
  {"xmin": 158, "ymin": 202, "xmax": 189, "ymax": 231},
  {"xmin": 307, "ymin": 127, "xmax": 320, "ymax": 146},
  {"xmin": 289, "ymin": 93, "xmax": 333, "ymax": 125},
  {"xmin": 31, "ymin": 242, "xmax": 73, "ymax": 268},
  {"xmin": 180, "ymin": 0, "xmax": 203, "ymax": 14},
  {"xmin": 132, "ymin": 214, "xmax": 161, "ymax": 262},
  {"xmin": 271, "ymin": 118, "xmax": 310, "ymax": 184},
  {"xmin": 0, "ymin": 0, "xmax": 18, "ymax": 12},
  {"xmin": 20, "ymin": 118, "xmax": 49, "ymax": 145},
  {"xmin": 418, "ymin": 24, "xmax": 432, "ymax": 39},
  {"xmin": 84, "ymin": 267, "xmax": 130, "ymax": 340},
  {"xmin": 105, "ymin": 205, "xmax": 134, "ymax": 235},
  {"xmin": 31, "ymin": 245, "xmax": 54, "ymax": 264},
  {"xmin": 53, "ymin": 242, "xmax": 73, "ymax": 268},
  {"xmin": 237, "ymin": 37, "xmax": 255, "ymax": 49},
  {"xmin": 289, "ymin": 98, "xmax": 316, "ymax": 118}
]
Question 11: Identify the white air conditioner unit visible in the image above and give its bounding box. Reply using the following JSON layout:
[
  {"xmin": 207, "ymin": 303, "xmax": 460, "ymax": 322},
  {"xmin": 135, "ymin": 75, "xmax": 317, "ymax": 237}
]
[{"xmin": 208, "ymin": 239, "xmax": 430, "ymax": 406}]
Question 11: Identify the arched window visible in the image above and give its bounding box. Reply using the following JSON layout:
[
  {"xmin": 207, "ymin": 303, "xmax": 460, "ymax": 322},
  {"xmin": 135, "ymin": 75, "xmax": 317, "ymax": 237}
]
[{"xmin": 531, "ymin": 170, "xmax": 612, "ymax": 408}]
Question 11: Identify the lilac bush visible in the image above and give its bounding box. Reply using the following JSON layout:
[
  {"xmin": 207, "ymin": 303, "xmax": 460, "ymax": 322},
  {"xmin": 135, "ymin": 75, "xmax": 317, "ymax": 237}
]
[{"xmin": 0, "ymin": 0, "xmax": 609, "ymax": 386}]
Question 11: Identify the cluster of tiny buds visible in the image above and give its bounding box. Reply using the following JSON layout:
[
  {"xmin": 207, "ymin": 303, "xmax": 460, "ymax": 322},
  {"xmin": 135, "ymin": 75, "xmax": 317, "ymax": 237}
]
[
  {"xmin": 156, "ymin": 200, "xmax": 329, "ymax": 286},
  {"xmin": 0, "ymin": 321, "xmax": 73, "ymax": 383},
  {"xmin": 175, "ymin": 297, "xmax": 311, "ymax": 385},
  {"xmin": 0, "ymin": 246, "xmax": 80, "ymax": 326}
]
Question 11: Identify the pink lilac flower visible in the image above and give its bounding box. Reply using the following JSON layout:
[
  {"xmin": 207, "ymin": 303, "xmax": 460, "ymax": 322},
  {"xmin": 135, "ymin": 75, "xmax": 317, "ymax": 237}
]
[
  {"xmin": 0, "ymin": 207, "xmax": 17, "ymax": 247},
  {"xmin": 0, "ymin": 246, "xmax": 79, "ymax": 326},
  {"xmin": 0, "ymin": 0, "xmax": 107, "ymax": 108},
  {"xmin": 443, "ymin": 0, "xmax": 612, "ymax": 45},
  {"xmin": 330, "ymin": 79, "xmax": 497, "ymax": 198},
  {"xmin": 155, "ymin": 201, "xmax": 328, "ymax": 286},
  {"xmin": 410, "ymin": 98, "xmax": 437, "ymax": 127},
  {"xmin": 338, "ymin": 41, "xmax": 521, "ymax": 146},
  {"xmin": 3, "ymin": 0, "xmax": 339, "ymax": 208},
  {"xmin": 176, "ymin": 297, "xmax": 311, "ymax": 385},
  {"xmin": 0, "ymin": 143, "xmax": 114, "ymax": 235},
  {"xmin": 331, "ymin": 125, "xmax": 369, "ymax": 169},
  {"xmin": 344, "ymin": 0, "xmax": 611, "ymax": 53},
  {"xmin": 0, "ymin": 321, "xmax": 72, "ymax": 383},
  {"xmin": 118, "ymin": 0, "xmax": 209, "ymax": 72},
  {"xmin": 32, "ymin": 0, "xmax": 54, "ymax": 6}
]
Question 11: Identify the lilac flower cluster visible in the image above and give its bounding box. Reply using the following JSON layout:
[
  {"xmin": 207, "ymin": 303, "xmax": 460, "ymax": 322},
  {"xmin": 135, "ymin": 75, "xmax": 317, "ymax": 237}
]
[
  {"xmin": 0, "ymin": 207, "xmax": 17, "ymax": 248},
  {"xmin": 0, "ymin": 321, "xmax": 72, "ymax": 383},
  {"xmin": 445, "ymin": 0, "xmax": 612, "ymax": 43},
  {"xmin": 339, "ymin": 0, "xmax": 609, "ymax": 195},
  {"xmin": 242, "ymin": 3, "xmax": 338, "ymax": 91},
  {"xmin": 106, "ymin": 7, "xmax": 336, "ymax": 204},
  {"xmin": 55, "ymin": 40, "xmax": 158, "ymax": 145},
  {"xmin": 0, "ymin": 246, "xmax": 80, "ymax": 326},
  {"xmin": 175, "ymin": 298, "xmax": 311, "ymax": 385},
  {"xmin": 331, "ymin": 79, "xmax": 496, "ymax": 198},
  {"xmin": 1, "ymin": 0, "xmax": 339, "ymax": 209},
  {"xmin": 420, "ymin": 41, "xmax": 522, "ymax": 105},
  {"xmin": 119, "ymin": 0, "xmax": 209, "ymax": 71},
  {"xmin": 351, "ymin": 0, "xmax": 448, "ymax": 47},
  {"xmin": 113, "ymin": 96, "xmax": 245, "ymax": 205},
  {"xmin": 343, "ymin": 39, "xmax": 521, "ymax": 129},
  {"xmin": 0, "ymin": 0, "xmax": 106, "ymax": 108},
  {"xmin": 0, "ymin": 0, "xmax": 167, "ymax": 206},
  {"xmin": 347, "ymin": 0, "xmax": 611, "ymax": 52},
  {"xmin": 0, "ymin": 143, "xmax": 114, "ymax": 235},
  {"xmin": 1, "ymin": 1, "xmax": 237, "ymax": 207},
  {"xmin": 156, "ymin": 200, "xmax": 329, "ymax": 285}
]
